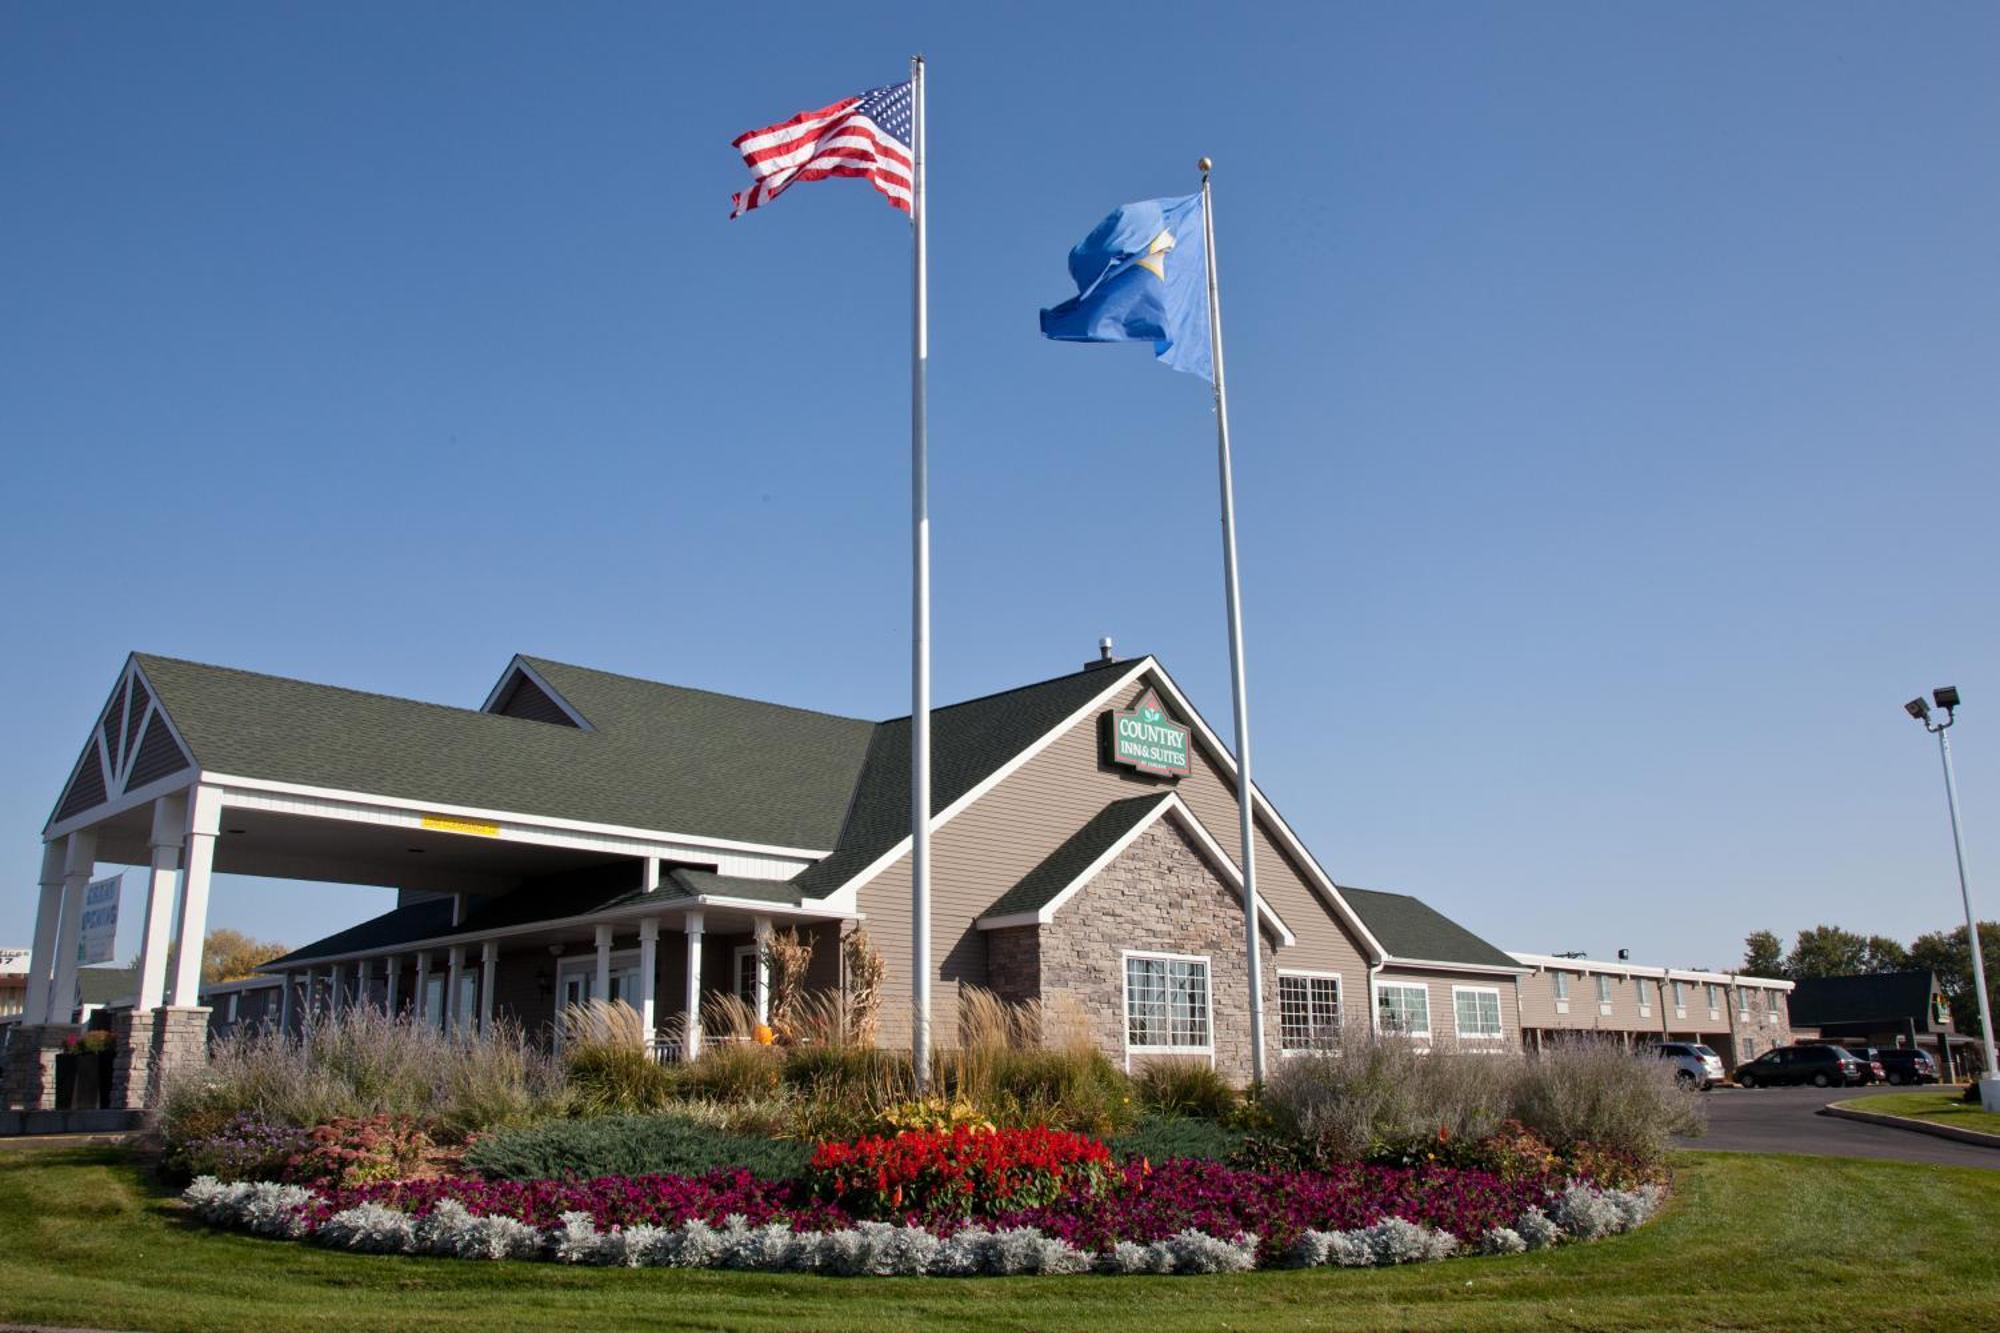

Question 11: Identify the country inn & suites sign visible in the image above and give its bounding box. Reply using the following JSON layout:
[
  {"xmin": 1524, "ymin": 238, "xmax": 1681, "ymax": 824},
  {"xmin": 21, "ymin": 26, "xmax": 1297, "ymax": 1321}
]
[{"xmin": 1104, "ymin": 688, "xmax": 1191, "ymax": 778}]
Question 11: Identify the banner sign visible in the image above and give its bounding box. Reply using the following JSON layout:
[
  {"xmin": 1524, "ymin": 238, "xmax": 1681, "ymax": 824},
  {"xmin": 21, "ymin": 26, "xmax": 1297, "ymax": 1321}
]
[
  {"xmin": 79, "ymin": 873, "xmax": 121, "ymax": 965},
  {"xmin": 1105, "ymin": 688, "xmax": 1192, "ymax": 778}
]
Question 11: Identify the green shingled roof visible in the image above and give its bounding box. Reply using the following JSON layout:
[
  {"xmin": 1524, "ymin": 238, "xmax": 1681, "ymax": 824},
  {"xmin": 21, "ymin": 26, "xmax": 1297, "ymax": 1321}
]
[
  {"xmin": 134, "ymin": 653, "xmax": 877, "ymax": 852},
  {"xmin": 981, "ymin": 794, "xmax": 1172, "ymax": 921},
  {"xmin": 791, "ymin": 662, "xmax": 1140, "ymax": 898},
  {"xmin": 1336, "ymin": 885, "xmax": 1520, "ymax": 970},
  {"xmin": 267, "ymin": 897, "xmax": 459, "ymax": 967}
]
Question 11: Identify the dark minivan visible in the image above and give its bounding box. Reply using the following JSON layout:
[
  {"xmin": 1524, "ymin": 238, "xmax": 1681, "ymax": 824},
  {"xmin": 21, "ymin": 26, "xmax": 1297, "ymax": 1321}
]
[{"xmin": 1733, "ymin": 1044, "xmax": 1868, "ymax": 1089}]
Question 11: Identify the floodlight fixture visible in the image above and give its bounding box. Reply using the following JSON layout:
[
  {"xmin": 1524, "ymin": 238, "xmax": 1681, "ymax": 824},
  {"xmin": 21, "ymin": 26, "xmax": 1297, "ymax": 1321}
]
[
  {"xmin": 1935, "ymin": 685, "xmax": 1961, "ymax": 711},
  {"xmin": 1906, "ymin": 698, "xmax": 1931, "ymax": 721}
]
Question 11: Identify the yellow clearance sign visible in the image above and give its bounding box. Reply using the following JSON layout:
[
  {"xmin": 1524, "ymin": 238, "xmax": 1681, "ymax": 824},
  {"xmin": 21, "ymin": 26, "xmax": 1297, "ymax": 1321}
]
[{"xmin": 420, "ymin": 815, "xmax": 501, "ymax": 838}]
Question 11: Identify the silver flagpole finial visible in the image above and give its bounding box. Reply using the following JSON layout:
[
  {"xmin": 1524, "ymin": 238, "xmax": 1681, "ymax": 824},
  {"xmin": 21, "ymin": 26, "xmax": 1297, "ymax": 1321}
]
[{"xmin": 1198, "ymin": 156, "xmax": 1213, "ymax": 174}]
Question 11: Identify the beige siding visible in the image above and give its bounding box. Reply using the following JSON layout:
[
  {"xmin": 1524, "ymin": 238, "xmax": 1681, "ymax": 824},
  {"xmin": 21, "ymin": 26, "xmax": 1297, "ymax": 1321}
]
[
  {"xmin": 859, "ymin": 674, "xmax": 1372, "ymax": 1048},
  {"xmin": 1376, "ymin": 966, "xmax": 1522, "ymax": 1048}
]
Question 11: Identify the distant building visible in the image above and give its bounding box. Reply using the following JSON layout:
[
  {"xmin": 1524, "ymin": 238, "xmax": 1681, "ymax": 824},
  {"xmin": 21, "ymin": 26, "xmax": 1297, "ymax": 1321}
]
[
  {"xmin": 0, "ymin": 948, "xmax": 28, "ymax": 1021},
  {"xmin": 1786, "ymin": 970, "xmax": 1975, "ymax": 1078},
  {"xmin": 1509, "ymin": 952, "xmax": 1797, "ymax": 1067}
]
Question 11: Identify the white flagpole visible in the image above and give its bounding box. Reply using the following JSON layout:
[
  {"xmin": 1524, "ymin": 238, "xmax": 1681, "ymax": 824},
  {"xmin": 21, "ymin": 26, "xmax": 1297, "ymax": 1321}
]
[
  {"xmin": 1199, "ymin": 158, "xmax": 1268, "ymax": 1084},
  {"xmin": 909, "ymin": 54, "xmax": 933, "ymax": 1091}
]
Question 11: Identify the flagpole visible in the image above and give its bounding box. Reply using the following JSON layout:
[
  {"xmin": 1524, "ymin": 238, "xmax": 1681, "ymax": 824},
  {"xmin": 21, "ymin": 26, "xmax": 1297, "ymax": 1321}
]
[
  {"xmin": 909, "ymin": 54, "xmax": 933, "ymax": 1092},
  {"xmin": 1198, "ymin": 158, "xmax": 1268, "ymax": 1084}
]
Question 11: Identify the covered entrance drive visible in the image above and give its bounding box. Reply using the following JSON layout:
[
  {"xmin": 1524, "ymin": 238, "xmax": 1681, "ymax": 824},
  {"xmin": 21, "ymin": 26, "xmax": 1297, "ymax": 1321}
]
[{"xmin": 6, "ymin": 654, "xmax": 860, "ymax": 1116}]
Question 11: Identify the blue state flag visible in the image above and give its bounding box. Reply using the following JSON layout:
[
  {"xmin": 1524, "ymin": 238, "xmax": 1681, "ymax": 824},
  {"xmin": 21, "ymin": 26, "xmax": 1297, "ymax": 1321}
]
[{"xmin": 1039, "ymin": 192, "xmax": 1211, "ymax": 382}]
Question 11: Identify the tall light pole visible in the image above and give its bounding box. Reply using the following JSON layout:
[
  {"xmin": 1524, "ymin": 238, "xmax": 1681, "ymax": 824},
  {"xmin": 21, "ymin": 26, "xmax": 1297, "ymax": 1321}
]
[{"xmin": 1905, "ymin": 685, "xmax": 2000, "ymax": 1109}]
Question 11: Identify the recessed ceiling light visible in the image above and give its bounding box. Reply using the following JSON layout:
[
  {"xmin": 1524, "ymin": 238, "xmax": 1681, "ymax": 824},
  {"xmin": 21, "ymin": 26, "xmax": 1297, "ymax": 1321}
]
[
  {"xmin": 226, "ymin": 828, "xmax": 247, "ymax": 835},
  {"xmin": 407, "ymin": 848, "xmax": 426, "ymax": 854}
]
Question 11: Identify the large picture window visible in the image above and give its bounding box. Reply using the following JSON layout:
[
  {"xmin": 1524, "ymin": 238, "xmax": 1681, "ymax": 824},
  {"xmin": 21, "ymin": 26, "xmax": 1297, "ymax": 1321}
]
[
  {"xmin": 1375, "ymin": 981, "xmax": 1431, "ymax": 1038},
  {"xmin": 1453, "ymin": 986, "xmax": 1504, "ymax": 1040},
  {"xmin": 1125, "ymin": 953, "xmax": 1211, "ymax": 1051},
  {"xmin": 1278, "ymin": 972, "xmax": 1341, "ymax": 1051}
]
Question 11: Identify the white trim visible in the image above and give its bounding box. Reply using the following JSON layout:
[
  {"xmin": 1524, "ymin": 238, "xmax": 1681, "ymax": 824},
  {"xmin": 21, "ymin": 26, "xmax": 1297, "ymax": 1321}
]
[
  {"xmin": 972, "ymin": 792, "xmax": 1296, "ymax": 946},
  {"xmin": 480, "ymin": 656, "xmax": 595, "ymax": 731},
  {"xmin": 198, "ymin": 771, "xmax": 831, "ymax": 863},
  {"xmin": 1450, "ymin": 984, "xmax": 1506, "ymax": 1041},
  {"xmin": 1382, "ymin": 956, "xmax": 1533, "ymax": 977},
  {"xmin": 1372, "ymin": 978, "xmax": 1432, "ymax": 1041},
  {"xmin": 43, "ymin": 658, "xmax": 203, "ymax": 840},
  {"xmin": 1508, "ymin": 951, "xmax": 1794, "ymax": 992},
  {"xmin": 1275, "ymin": 968, "xmax": 1343, "ymax": 1053},
  {"xmin": 1121, "ymin": 949, "xmax": 1215, "ymax": 1062}
]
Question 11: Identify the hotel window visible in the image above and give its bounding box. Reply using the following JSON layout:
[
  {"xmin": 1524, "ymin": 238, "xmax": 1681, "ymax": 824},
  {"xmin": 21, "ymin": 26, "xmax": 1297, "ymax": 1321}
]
[
  {"xmin": 1453, "ymin": 986, "xmax": 1503, "ymax": 1040},
  {"xmin": 1125, "ymin": 953, "xmax": 1211, "ymax": 1051},
  {"xmin": 735, "ymin": 947, "xmax": 760, "ymax": 1007},
  {"xmin": 1671, "ymin": 980, "xmax": 1688, "ymax": 1008},
  {"xmin": 1635, "ymin": 977, "xmax": 1652, "ymax": 1010},
  {"xmin": 1706, "ymin": 984, "xmax": 1722, "ymax": 1014},
  {"xmin": 1594, "ymin": 975, "xmax": 1613, "ymax": 1004},
  {"xmin": 1376, "ymin": 982, "xmax": 1431, "ymax": 1038},
  {"xmin": 1278, "ymin": 973, "xmax": 1341, "ymax": 1051},
  {"xmin": 1552, "ymin": 971, "xmax": 1571, "ymax": 1000},
  {"xmin": 1768, "ymin": 993, "xmax": 1783, "ymax": 1019}
]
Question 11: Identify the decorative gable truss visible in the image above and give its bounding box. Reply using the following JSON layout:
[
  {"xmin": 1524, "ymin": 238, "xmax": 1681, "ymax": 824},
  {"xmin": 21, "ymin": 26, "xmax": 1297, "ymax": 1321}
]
[
  {"xmin": 48, "ymin": 659, "xmax": 194, "ymax": 830},
  {"xmin": 480, "ymin": 656, "xmax": 590, "ymax": 729}
]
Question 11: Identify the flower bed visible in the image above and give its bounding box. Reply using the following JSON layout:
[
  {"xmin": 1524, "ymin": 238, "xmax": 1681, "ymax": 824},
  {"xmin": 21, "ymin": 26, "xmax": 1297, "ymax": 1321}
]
[{"xmin": 181, "ymin": 1151, "xmax": 1665, "ymax": 1276}]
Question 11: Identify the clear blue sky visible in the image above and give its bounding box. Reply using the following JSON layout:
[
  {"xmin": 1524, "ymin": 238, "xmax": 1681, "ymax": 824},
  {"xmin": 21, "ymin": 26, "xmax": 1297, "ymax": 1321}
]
[{"xmin": 4, "ymin": 4, "xmax": 1996, "ymax": 973}]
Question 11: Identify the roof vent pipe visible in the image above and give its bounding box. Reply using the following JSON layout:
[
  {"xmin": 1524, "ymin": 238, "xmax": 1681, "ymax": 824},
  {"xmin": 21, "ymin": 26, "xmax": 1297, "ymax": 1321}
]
[{"xmin": 1085, "ymin": 637, "xmax": 1120, "ymax": 670}]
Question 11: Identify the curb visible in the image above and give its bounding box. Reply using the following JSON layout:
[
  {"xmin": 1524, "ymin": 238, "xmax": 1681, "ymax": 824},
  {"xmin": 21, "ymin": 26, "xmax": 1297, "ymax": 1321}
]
[{"xmin": 1819, "ymin": 1102, "xmax": 2000, "ymax": 1149}]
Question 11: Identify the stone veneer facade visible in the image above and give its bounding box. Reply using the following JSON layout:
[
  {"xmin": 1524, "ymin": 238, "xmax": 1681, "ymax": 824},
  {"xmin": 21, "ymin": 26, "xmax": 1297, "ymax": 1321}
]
[{"xmin": 989, "ymin": 816, "xmax": 1278, "ymax": 1083}]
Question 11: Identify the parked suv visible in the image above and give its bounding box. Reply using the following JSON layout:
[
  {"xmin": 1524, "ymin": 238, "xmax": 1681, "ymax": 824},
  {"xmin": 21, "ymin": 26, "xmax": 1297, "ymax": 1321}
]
[
  {"xmin": 1655, "ymin": 1042, "xmax": 1726, "ymax": 1089},
  {"xmin": 1876, "ymin": 1048, "xmax": 1940, "ymax": 1085},
  {"xmin": 1733, "ymin": 1043, "xmax": 1868, "ymax": 1089}
]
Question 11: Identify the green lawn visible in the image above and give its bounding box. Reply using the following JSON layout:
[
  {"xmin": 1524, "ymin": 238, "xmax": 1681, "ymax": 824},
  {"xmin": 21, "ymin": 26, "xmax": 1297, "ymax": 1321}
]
[
  {"xmin": 1846, "ymin": 1090, "xmax": 2000, "ymax": 1137},
  {"xmin": 1, "ymin": 1146, "xmax": 1996, "ymax": 1331}
]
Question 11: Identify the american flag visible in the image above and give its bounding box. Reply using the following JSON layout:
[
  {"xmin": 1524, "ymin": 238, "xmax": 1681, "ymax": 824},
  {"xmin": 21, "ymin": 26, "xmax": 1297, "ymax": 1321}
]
[{"xmin": 729, "ymin": 80, "xmax": 913, "ymax": 218}]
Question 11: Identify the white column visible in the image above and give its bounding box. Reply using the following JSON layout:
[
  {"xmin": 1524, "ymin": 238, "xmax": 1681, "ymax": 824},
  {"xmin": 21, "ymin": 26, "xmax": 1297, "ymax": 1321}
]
[
  {"xmin": 323, "ymin": 965, "xmax": 339, "ymax": 1016},
  {"xmin": 279, "ymin": 970, "xmax": 295, "ymax": 1032},
  {"xmin": 414, "ymin": 950, "xmax": 432, "ymax": 1022},
  {"xmin": 637, "ymin": 918, "xmax": 659, "ymax": 1054},
  {"xmin": 446, "ymin": 945, "xmax": 466, "ymax": 1032},
  {"xmin": 683, "ymin": 910, "xmax": 704, "ymax": 1061},
  {"xmin": 49, "ymin": 829, "xmax": 98, "ymax": 1027},
  {"xmin": 641, "ymin": 856, "xmax": 661, "ymax": 895},
  {"xmin": 593, "ymin": 924, "xmax": 613, "ymax": 1007},
  {"xmin": 752, "ymin": 915, "xmax": 773, "ymax": 1026},
  {"xmin": 24, "ymin": 841, "xmax": 66, "ymax": 1025},
  {"xmin": 480, "ymin": 940, "xmax": 498, "ymax": 1032},
  {"xmin": 169, "ymin": 785, "xmax": 222, "ymax": 1007},
  {"xmin": 385, "ymin": 953, "xmax": 402, "ymax": 1014},
  {"xmin": 136, "ymin": 793, "xmax": 188, "ymax": 1012}
]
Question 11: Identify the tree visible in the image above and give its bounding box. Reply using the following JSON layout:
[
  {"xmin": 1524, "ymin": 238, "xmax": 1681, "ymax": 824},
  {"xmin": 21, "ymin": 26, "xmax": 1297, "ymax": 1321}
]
[
  {"xmin": 1910, "ymin": 921, "xmax": 2000, "ymax": 1048},
  {"xmin": 1743, "ymin": 930, "xmax": 1785, "ymax": 978},
  {"xmin": 1862, "ymin": 935, "xmax": 1911, "ymax": 974},
  {"xmin": 1784, "ymin": 925, "xmax": 1871, "ymax": 979},
  {"xmin": 201, "ymin": 928, "xmax": 288, "ymax": 985}
]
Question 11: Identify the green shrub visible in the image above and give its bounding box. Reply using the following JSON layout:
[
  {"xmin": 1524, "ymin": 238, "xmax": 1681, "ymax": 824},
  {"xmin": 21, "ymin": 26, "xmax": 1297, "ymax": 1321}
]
[
  {"xmin": 565, "ymin": 1043, "xmax": 676, "ymax": 1115},
  {"xmin": 677, "ymin": 1043, "xmax": 783, "ymax": 1101},
  {"xmin": 1133, "ymin": 1058, "xmax": 1238, "ymax": 1121},
  {"xmin": 1108, "ymin": 1112, "xmax": 1250, "ymax": 1164},
  {"xmin": 465, "ymin": 1113, "xmax": 811, "ymax": 1182}
]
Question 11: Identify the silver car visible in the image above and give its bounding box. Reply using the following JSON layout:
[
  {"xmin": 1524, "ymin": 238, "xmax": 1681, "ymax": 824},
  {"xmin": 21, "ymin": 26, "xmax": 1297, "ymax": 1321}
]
[{"xmin": 1655, "ymin": 1042, "xmax": 1725, "ymax": 1089}]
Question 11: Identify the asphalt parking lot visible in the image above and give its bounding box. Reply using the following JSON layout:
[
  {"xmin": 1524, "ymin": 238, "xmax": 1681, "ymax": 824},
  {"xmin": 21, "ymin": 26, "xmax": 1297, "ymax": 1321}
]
[{"xmin": 1679, "ymin": 1084, "xmax": 1999, "ymax": 1169}]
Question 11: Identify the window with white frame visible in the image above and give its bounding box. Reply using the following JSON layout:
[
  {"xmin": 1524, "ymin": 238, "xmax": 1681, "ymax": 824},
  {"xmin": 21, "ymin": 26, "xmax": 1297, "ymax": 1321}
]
[
  {"xmin": 1635, "ymin": 977, "xmax": 1652, "ymax": 1011},
  {"xmin": 1125, "ymin": 953, "xmax": 1211, "ymax": 1051},
  {"xmin": 734, "ymin": 947, "xmax": 759, "ymax": 1006},
  {"xmin": 1376, "ymin": 981, "xmax": 1431, "ymax": 1038},
  {"xmin": 1278, "ymin": 972, "xmax": 1341, "ymax": 1051},
  {"xmin": 1671, "ymin": 980, "xmax": 1688, "ymax": 1008},
  {"xmin": 1594, "ymin": 974, "xmax": 1613, "ymax": 1004},
  {"xmin": 1552, "ymin": 970, "xmax": 1571, "ymax": 1000},
  {"xmin": 1768, "ymin": 992, "xmax": 1783, "ymax": 1020},
  {"xmin": 1453, "ymin": 986, "xmax": 1503, "ymax": 1039},
  {"xmin": 1706, "ymin": 983, "xmax": 1721, "ymax": 1014}
]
